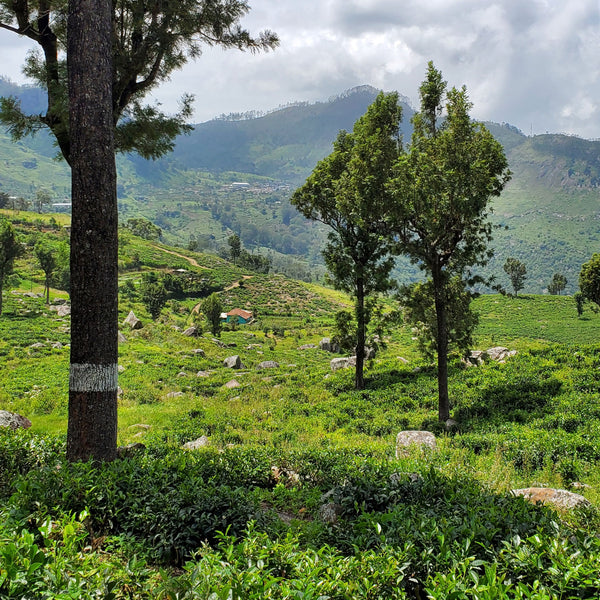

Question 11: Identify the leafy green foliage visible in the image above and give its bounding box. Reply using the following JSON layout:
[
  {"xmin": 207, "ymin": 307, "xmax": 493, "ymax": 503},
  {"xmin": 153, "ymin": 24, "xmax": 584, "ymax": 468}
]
[
  {"xmin": 548, "ymin": 272, "xmax": 567, "ymax": 295},
  {"xmin": 579, "ymin": 253, "xmax": 600, "ymax": 308},
  {"xmin": 504, "ymin": 257, "xmax": 528, "ymax": 296},
  {"xmin": 201, "ymin": 292, "xmax": 223, "ymax": 336}
]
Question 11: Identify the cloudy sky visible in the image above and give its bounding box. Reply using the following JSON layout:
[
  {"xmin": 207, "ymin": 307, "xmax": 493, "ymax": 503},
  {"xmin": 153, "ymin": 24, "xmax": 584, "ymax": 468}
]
[{"xmin": 1, "ymin": 0, "xmax": 599, "ymax": 137}]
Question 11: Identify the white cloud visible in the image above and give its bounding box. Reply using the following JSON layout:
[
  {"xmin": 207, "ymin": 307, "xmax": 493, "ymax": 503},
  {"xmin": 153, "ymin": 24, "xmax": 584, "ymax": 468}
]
[{"xmin": 2, "ymin": 0, "xmax": 600, "ymax": 137}]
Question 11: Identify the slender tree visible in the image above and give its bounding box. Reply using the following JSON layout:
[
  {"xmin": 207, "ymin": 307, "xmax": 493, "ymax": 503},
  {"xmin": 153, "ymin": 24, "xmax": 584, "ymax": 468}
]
[
  {"xmin": 201, "ymin": 292, "xmax": 223, "ymax": 337},
  {"xmin": 0, "ymin": 218, "xmax": 22, "ymax": 315},
  {"xmin": 390, "ymin": 63, "xmax": 510, "ymax": 421},
  {"xmin": 548, "ymin": 272, "xmax": 567, "ymax": 295},
  {"xmin": 228, "ymin": 234, "xmax": 242, "ymax": 265},
  {"xmin": 292, "ymin": 92, "xmax": 402, "ymax": 389},
  {"xmin": 503, "ymin": 257, "xmax": 527, "ymax": 297},
  {"xmin": 34, "ymin": 239, "xmax": 57, "ymax": 304}
]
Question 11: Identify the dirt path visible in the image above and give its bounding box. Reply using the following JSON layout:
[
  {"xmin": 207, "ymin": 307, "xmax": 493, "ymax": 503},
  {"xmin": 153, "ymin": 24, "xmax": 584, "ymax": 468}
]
[{"xmin": 150, "ymin": 245, "xmax": 205, "ymax": 269}]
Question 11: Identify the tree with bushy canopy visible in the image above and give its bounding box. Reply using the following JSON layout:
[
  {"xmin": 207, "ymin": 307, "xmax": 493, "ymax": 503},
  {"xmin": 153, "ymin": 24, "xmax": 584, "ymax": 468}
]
[
  {"xmin": 579, "ymin": 254, "xmax": 600, "ymax": 308},
  {"xmin": 201, "ymin": 292, "xmax": 223, "ymax": 337},
  {"xmin": 504, "ymin": 257, "xmax": 527, "ymax": 297},
  {"xmin": 292, "ymin": 92, "xmax": 403, "ymax": 389},
  {"xmin": 34, "ymin": 239, "xmax": 57, "ymax": 304},
  {"xmin": 390, "ymin": 62, "xmax": 510, "ymax": 421},
  {"xmin": 548, "ymin": 272, "xmax": 567, "ymax": 295},
  {"xmin": 0, "ymin": 218, "xmax": 21, "ymax": 315}
]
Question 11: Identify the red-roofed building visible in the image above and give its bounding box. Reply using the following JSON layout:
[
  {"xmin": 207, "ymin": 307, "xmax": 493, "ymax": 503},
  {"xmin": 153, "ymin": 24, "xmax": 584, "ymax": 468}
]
[{"xmin": 222, "ymin": 308, "xmax": 253, "ymax": 324}]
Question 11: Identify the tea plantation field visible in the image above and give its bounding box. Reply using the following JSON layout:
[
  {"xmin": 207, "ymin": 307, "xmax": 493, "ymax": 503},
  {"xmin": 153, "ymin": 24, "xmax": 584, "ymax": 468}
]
[{"xmin": 2, "ymin": 213, "xmax": 600, "ymax": 598}]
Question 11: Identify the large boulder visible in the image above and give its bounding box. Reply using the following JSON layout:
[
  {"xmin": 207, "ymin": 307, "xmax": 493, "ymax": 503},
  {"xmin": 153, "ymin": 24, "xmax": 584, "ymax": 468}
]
[
  {"xmin": 330, "ymin": 357, "xmax": 350, "ymax": 371},
  {"xmin": 183, "ymin": 326, "xmax": 199, "ymax": 337},
  {"xmin": 123, "ymin": 311, "xmax": 143, "ymax": 330},
  {"xmin": 395, "ymin": 430, "xmax": 437, "ymax": 458},
  {"xmin": 182, "ymin": 436, "xmax": 210, "ymax": 450},
  {"xmin": 320, "ymin": 338, "xmax": 341, "ymax": 353},
  {"xmin": 511, "ymin": 487, "xmax": 590, "ymax": 510},
  {"xmin": 0, "ymin": 410, "xmax": 31, "ymax": 430},
  {"xmin": 224, "ymin": 355, "xmax": 245, "ymax": 369}
]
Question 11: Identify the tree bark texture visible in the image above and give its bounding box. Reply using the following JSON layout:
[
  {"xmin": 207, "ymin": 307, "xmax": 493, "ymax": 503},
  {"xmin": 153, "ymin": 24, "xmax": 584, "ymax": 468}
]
[
  {"xmin": 355, "ymin": 277, "xmax": 366, "ymax": 390},
  {"xmin": 66, "ymin": 0, "xmax": 118, "ymax": 462},
  {"xmin": 433, "ymin": 267, "xmax": 450, "ymax": 422}
]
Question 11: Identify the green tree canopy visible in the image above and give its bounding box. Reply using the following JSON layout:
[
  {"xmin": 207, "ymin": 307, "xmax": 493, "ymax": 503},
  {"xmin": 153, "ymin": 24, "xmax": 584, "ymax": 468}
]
[
  {"xmin": 201, "ymin": 292, "xmax": 223, "ymax": 337},
  {"xmin": 34, "ymin": 239, "xmax": 57, "ymax": 303},
  {"xmin": 548, "ymin": 272, "xmax": 567, "ymax": 295},
  {"xmin": 390, "ymin": 62, "xmax": 510, "ymax": 421},
  {"xmin": 0, "ymin": 218, "xmax": 21, "ymax": 314},
  {"xmin": 504, "ymin": 257, "xmax": 527, "ymax": 297},
  {"xmin": 579, "ymin": 253, "xmax": 600, "ymax": 308},
  {"xmin": 0, "ymin": 0, "xmax": 278, "ymax": 163},
  {"xmin": 292, "ymin": 92, "xmax": 403, "ymax": 389}
]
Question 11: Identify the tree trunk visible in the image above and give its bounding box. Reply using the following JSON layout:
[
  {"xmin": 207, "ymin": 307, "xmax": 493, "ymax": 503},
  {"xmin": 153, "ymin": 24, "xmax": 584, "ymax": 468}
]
[
  {"xmin": 66, "ymin": 0, "xmax": 118, "ymax": 462},
  {"xmin": 355, "ymin": 277, "xmax": 366, "ymax": 390},
  {"xmin": 433, "ymin": 268, "xmax": 450, "ymax": 422}
]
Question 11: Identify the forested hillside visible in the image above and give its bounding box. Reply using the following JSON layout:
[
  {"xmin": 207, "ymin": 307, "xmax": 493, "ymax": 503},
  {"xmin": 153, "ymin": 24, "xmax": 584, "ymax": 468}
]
[{"xmin": 1, "ymin": 78, "xmax": 598, "ymax": 292}]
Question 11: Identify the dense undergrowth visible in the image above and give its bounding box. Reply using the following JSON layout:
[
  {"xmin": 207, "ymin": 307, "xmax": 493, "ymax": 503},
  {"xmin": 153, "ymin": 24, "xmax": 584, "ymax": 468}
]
[{"xmin": 2, "ymin": 217, "xmax": 600, "ymax": 597}]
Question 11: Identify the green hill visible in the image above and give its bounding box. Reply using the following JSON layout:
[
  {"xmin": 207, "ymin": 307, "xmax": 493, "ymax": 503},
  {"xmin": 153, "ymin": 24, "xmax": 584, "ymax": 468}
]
[{"xmin": 1, "ymin": 80, "xmax": 599, "ymax": 292}]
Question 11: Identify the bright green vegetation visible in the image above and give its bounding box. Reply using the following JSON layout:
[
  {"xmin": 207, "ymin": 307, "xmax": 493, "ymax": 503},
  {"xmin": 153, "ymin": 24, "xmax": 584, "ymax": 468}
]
[{"xmin": 2, "ymin": 217, "xmax": 600, "ymax": 597}]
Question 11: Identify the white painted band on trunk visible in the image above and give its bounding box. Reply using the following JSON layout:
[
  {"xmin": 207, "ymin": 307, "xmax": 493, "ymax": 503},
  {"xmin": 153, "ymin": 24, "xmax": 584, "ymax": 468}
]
[{"xmin": 70, "ymin": 363, "xmax": 118, "ymax": 392}]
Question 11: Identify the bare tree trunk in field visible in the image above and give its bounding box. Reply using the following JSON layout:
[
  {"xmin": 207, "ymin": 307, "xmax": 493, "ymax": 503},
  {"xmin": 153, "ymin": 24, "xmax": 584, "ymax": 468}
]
[{"xmin": 66, "ymin": 0, "xmax": 118, "ymax": 462}]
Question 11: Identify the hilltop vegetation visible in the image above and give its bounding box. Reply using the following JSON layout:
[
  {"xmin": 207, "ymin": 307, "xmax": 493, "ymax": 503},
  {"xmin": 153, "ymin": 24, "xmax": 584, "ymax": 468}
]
[
  {"xmin": 0, "ymin": 80, "xmax": 599, "ymax": 293},
  {"xmin": 2, "ymin": 213, "xmax": 600, "ymax": 596}
]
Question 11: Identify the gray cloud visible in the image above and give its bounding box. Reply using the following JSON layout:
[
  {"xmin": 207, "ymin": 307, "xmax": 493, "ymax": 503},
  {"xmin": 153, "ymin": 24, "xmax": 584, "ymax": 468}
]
[{"xmin": 1, "ymin": 0, "xmax": 599, "ymax": 137}]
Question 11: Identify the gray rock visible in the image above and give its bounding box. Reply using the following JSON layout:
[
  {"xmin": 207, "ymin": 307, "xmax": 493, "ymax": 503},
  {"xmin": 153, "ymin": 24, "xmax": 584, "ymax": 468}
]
[
  {"xmin": 398, "ymin": 357, "xmax": 409, "ymax": 364},
  {"xmin": 166, "ymin": 391, "xmax": 184, "ymax": 398},
  {"xmin": 56, "ymin": 305, "xmax": 71, "ymax": 317},
  {"xmin": 319, "ymin": 501, "xmax": 342, "ymax": 524},
  {"xmin": 320, "ymin": 337, "xmax": 341, "ymax": 353},
  {"xmin": 29, "ymin": 342, "xmax": 45, "ymax": 349},
  {"xmin": 298, "ymin": 344, "xmax": 317, "ymax": 350},
  {"xmin": 0, "ymin": 410, "xmax": 31, "ymax": 430},
  {"xmin": 183, "ymin": 326, "xmax": 199, "ymax": 337},
  {"xmin": 395, "ymin": 430, "xmax": 437, "ymax": 458},
  {"xmin": 118, "ymin": 364, "xmax": 126, "ymax": 373},
  {"xmin": 116, "ymin": 443, "xmax": 146, "ymax": 459},
  {"xmin": 118, "ymin": 331, "xmax": 127, "ymax": 343},
  {"xmin": 224, "ymin": 379, "xmax": 241, "ymax": 389},
  {"xmin": 196, "ymin": 371, "xmax": 211, "ymax": 377},
  {"xmin": 330, "ymin": 357, "xmax": 350, "ymax": 371},
  {"xmin": 193, "ymin": 348, "xmax": 205, "ymax": 356},
  {"xmin": 182, "ymin": 436, "xmax": 210, "ymax": 450},
  {"xmin": 258, "ymin": 360, "xmax": 279, "ymax": 369},
  {"xmin": 224, "ymin": 355, "xmax": 245, "ymax": 369},
  {"xmin": 177, "ymin": 371, "xmax": 187, "ymax": 378},
  {"xmin": 124, "ymin": 311, "xmax": 143, "ymax": 330},
  {"xmin": 511, "ymin": 487, "xmax": 590, "ymax": 510},
  {"xmin": 51, "ymin": 342, "xmax": 63, "ymax": 349}
]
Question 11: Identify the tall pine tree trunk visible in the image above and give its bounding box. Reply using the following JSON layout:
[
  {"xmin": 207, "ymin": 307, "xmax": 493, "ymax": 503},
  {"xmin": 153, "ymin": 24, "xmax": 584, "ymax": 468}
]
[
  {"xmin": 355, "ymin": 277, "xmax": 366, "ymax": 390},
  {"xmin": 433, "ymin": 268, "xmax": 450, "ymax": 422},
  {"xmin": 66, "ymin": 0, "xmax": 118, "ymax": 462}
]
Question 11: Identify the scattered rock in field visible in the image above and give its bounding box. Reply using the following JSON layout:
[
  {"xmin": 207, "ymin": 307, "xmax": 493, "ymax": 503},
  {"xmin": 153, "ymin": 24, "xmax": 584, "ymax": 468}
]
[
  {"xmin": 177, "ymin": 372, "xmax": 187, "ymax": 378},
  {"xmin": 172, "ymin": 326, "xmax": 182, "ymax": 332},
  {"xmin": 224, "ymin": 355, "xmax": 245, "ymax": 369},
  {"xmin": 51, "ymin": 298, "xmax": 67, "ymax": 305},
  {"xmin": 571, "ymin": 482, "xmax": 592, "ymax": 490},
  {"xmin": 52, "ymin": 342, "xmax": 63, "ymax": 349},
  {"xmin": 56, "ymin": 305, "xmax": 71, "ymax": 317},
  {"xmin": 319, "ymin": 501, "xmax": 342, "ymax": 524},
  {"xmin": 465, "ymin": 347, "xmax": 518, "ymax": 366},
  {"xmin": 395, "ymin": 430, "xmax": 437, "ymax": 459},
  {"xmin": 224, "ymin": 379, "xmax": 241, "ymax": 389},
  {"xmin": 193, "ymin": 348, "xmax": 205, "ymax": 356},
  {"xmin": 511, "ymin": 487, "xmax": 590, "ymax": 510},
  {"xmin": 29, "ymin": 342, "xmax": 45, "ymax": 349},
  {"xmin": 128, "ymin": 423, "xmax": 151, "ymax": 430},
  {"xmin": 258, "ymin": 360, "xmax": 279, "ymax": 369},
  {"xmin": 246, "ymin": 344, "xmax": 262, "ymax": 350},
  {"xmin": 397, "ymin": 357, "xmax": 409, "ymax": 364},
  {"xmin": 123, "ymin": 311, "xmax": 143, "ymax": 330},
  {"xmin": 330, "ymin": 357, "xmax": 350, "ymax": 371},
  {"xmin": 118, "ymin": 365, "xmax": 125, "ymax": 373},
  {"xmin": 116, "ymin": 443, "xmax": 146, "ymax": 459},
  {"xmin": 212, "ymin": 338, "xmax": 227, "ymax": 348},
  {"xmin": 320, "ymin": 338, "xmax": 341, "ymax": 353},
  {"xmin": 445, "ymin": 418, "xmax": 459, "ymax": 431},
  {"xmin": 183, "ymin": 326, "xmax": 199, "ymax": 337},
  {"xmin": 118, "ymin": 331, "xmax": 127, "ymax": 343},
  {"xmin": 166, "ymin": 391, "xmax": 184, "ymax": 398},
  {"xmin": 298, "ymin": 344, "xmax": 317, "ymax": 350},
  {"xmin": 0, "ymin": 410, "xmax": 32, "ymax": 430},
  {"xmin": 196, "ymin": 371, "xmax": 211, "ymax": 377},
  {"xmin": 117, "ymin": 387, "xmax": 123, "ymax": 397},
  {"xmin": 182, "ymin": 436, "xmax": 210, "ymax": 450},
  {"xmin": 271, "ymin": 466, "xmax": 301, "ymax": 487}
]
